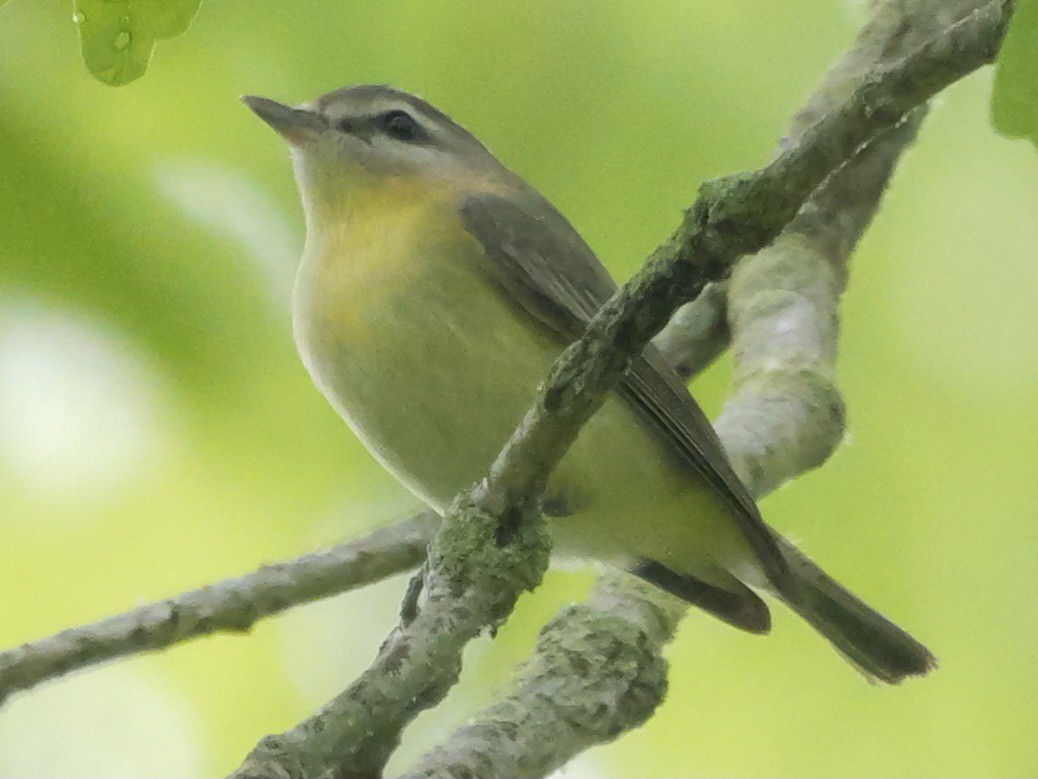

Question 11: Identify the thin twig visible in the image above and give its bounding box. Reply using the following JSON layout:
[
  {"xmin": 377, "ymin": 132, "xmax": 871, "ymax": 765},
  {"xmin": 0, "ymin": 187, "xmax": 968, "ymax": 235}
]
[{"xmin": 0, "ymin": 511, "xmax": 437, "ymax": 706}]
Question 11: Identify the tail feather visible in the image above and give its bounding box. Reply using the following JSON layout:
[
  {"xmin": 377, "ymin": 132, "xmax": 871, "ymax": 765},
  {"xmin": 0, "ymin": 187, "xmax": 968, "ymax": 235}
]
[{"xmin": 773, "ymin": 538, "xmax": 936, "ymax": 684}]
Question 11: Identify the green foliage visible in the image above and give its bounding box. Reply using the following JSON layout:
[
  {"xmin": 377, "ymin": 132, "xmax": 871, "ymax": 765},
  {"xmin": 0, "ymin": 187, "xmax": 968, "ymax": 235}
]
[
  {"xmin": 73, "ymin": 0, "xmax": 201, "ymax": 86},
  {"xmin": 991, "ymin": 0, "xmax": 1038, "ymax": 148}
]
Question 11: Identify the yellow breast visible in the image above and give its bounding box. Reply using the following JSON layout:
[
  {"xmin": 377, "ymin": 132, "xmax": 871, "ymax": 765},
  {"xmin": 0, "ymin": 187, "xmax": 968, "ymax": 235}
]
[
  {"xmin": 295, "ymin": 176, "xmax": 451, "ymax": 344},
  {"xmin": 291, "ymin": 174, "xmax": 559, "ymax": 507}
]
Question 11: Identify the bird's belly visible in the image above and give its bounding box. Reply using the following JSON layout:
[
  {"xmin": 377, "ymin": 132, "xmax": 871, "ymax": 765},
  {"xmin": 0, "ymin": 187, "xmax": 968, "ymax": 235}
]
[
  {"xmin": 549, "ymin": 395, "xmax": 753, "ymax": 575},
  {"xmin": 295, "ymin": 245, "xmax": 557, "ymax": 508},
  {"xmin": 295, "ymin": 246, "xmax": 752, "ymax": 576}
]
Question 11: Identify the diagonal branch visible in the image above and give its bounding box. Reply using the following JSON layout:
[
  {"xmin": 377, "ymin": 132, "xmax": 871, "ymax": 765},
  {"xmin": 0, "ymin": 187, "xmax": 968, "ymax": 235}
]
[
  {"xmin": 232, "ymin": 3, "xmax": 1013, "ymax": 777},
  {"xmin": 399, "ymin": 2, "xmax": 1008, "ymax": 776},
  {"xmin": 655, "ymin": 0, "xmax": 1007, "ymax": 378},
  {"xmin": 0, "ymin": 511, "xmax": 437, "ymax": 706}
]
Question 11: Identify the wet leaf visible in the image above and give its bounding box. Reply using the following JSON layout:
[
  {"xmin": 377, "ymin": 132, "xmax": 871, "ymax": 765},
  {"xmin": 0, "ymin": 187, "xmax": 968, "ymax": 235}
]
[{"xmin": 73, "ymin": 0, "xmax": 202, "ymax": 86}]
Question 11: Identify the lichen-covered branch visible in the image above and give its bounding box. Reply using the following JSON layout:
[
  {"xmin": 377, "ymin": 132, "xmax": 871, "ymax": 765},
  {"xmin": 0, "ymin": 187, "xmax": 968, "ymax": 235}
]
[
  {"xmin": 712, "ymin": 111, "xmax": 920, "ymax": 494},
  {"xmin": 655, "ymin": 0, "xmax": 1007, "ymax": 378},
  {"xmin": 232, "ymin": 503, "xmax": 551, "ymax": 779},
  {"xmin": 0, "ymin": 511, "xmax": 437, "ymax": 706},
  {"xmin": 398, "ymin": 3, "xmax": 1007, "ymax": 777},
  {"xmin": 400, "ymin": 576, "xmax": 683, "ymax": 779},
  {"xmin": 716, "ymin": 0, "xmax": 992, "ymax": 494}
]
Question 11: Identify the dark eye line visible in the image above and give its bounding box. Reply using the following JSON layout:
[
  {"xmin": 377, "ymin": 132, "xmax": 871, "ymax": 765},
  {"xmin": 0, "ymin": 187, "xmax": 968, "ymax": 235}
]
[{"xmin": 332, "ymin": 110, "xmax": 429, "ymax": 144}]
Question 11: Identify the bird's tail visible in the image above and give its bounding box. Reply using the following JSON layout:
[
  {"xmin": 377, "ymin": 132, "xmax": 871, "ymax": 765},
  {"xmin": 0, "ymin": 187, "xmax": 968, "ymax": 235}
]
[{"xmin": 773, "ymin": 537, "xmax": 936, "ymax": 684}]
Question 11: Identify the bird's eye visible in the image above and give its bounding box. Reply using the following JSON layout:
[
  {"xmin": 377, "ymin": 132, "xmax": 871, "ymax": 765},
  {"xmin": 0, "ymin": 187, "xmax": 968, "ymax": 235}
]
[{"xmin": 379, "ymin": 110, "xmax": 422, "ymax": 142}]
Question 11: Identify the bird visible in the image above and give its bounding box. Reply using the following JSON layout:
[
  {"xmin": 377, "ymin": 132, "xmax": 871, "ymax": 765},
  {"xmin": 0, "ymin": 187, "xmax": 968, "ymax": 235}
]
[{"xmin": 243, "ymin": 84, "xmax": 935, "ymax": 683}]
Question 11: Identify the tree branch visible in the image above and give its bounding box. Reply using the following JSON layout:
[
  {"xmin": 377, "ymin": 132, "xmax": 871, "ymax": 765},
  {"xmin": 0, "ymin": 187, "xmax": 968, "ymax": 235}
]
[
  {"xmin": 655, "ymin": 0, "xmax": 1008, "ymax": 378},
  {"xmin": 400, "ymin": 575, "xmax": 682, "ymax": 779},
  {"xmin": 399, "ymin": 2, "xmax": 1007, "ymax": 776},
  {"xmin": 0, "ymin": 511, "xmax": 437, "ymax": 706},
  {"xmin": 233, "ymin": 504, "xmax": 552, "ymax": 779}
]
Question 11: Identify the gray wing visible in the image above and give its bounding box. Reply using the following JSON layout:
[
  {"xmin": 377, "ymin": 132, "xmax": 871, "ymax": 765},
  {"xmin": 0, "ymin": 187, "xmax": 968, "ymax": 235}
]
[{"xmin": 459, "ymin": 192, "xmax": 789, "ymax": 590}]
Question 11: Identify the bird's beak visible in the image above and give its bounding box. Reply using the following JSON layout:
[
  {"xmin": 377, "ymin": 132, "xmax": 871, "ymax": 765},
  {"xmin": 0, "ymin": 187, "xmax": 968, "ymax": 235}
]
[{"xmin": 241, "ymin": 95, "xmax": 326, "ymax": 145}]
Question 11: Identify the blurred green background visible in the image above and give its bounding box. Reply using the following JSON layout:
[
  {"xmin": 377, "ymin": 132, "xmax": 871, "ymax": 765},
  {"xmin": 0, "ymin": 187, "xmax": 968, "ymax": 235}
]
[{"xmin": 1, "ymin": 1, "xmax": 1036, "ymax": 776}]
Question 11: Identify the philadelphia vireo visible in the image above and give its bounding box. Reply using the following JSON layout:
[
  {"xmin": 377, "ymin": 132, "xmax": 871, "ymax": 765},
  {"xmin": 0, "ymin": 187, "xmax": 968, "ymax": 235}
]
[{"xmin": 243, "ymin": 85, "xmax": 934, "ymax": 683}]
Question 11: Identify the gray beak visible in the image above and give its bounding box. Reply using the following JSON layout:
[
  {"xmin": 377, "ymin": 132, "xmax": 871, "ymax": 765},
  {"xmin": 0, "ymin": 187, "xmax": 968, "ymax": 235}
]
[{"xmin": 241, "ymin": 95, "xmax": 326, "ymax": 145}]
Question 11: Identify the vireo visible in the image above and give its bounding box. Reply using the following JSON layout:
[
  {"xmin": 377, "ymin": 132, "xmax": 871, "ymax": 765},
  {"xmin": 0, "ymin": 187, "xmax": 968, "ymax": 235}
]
[{"xmin": 243, "ymin": 85, "xmax": 934, "ymax": 683}]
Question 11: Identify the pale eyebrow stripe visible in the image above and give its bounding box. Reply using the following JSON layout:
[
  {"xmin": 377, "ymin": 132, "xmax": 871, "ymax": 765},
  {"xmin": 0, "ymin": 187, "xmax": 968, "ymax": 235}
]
[{"xmin": 370, "ymin": 100, "xmax": 443, "ymax": 128}]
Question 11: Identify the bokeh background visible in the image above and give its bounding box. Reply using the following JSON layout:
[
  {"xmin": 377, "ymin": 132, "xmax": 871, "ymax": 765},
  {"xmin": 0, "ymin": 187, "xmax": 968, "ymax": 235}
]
[{"xmin": 2, "ymin": 1, "xmax": 1036, "ymax": 776}]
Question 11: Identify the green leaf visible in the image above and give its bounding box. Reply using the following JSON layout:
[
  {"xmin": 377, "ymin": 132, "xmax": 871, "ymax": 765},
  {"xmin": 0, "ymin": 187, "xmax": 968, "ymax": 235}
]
[
  {"xmin": 991, "ymin": 0, "xmax": 1038, "ymax": 149},
  {"xmin": 73, "ymin": 0, "xmax": 202, "ymax": 87}
]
